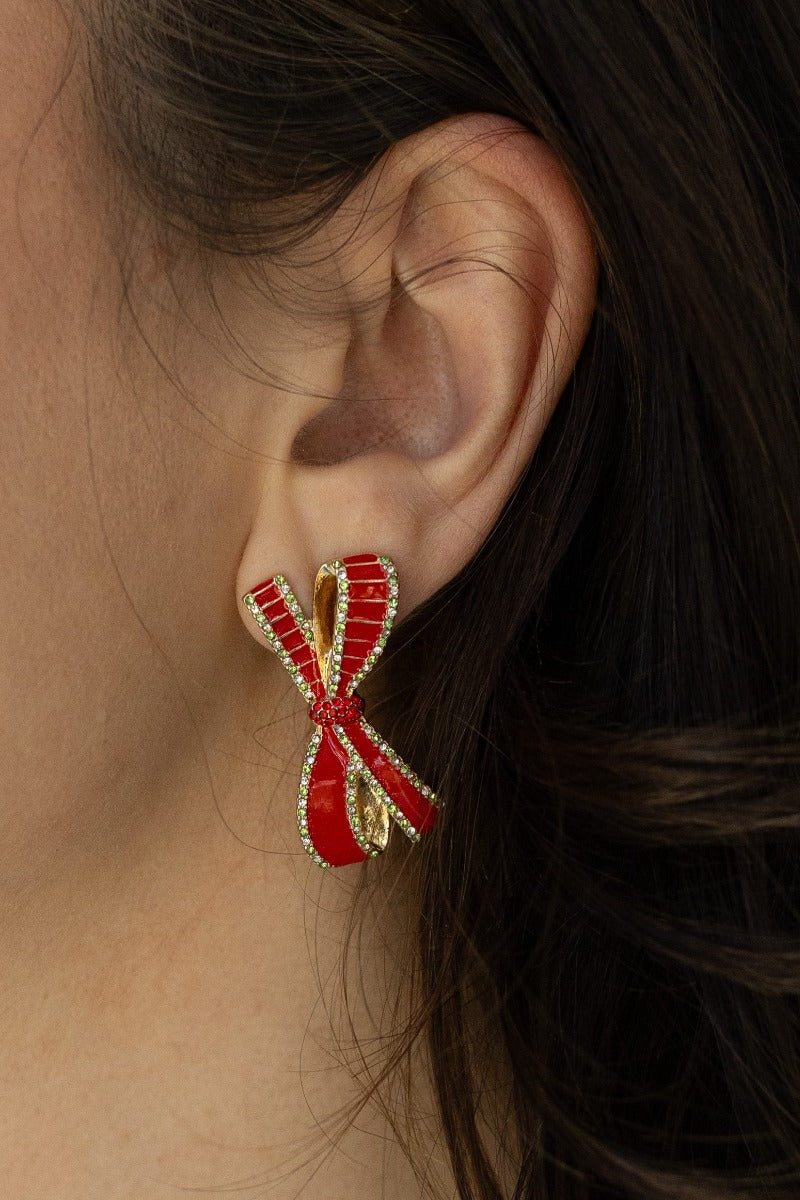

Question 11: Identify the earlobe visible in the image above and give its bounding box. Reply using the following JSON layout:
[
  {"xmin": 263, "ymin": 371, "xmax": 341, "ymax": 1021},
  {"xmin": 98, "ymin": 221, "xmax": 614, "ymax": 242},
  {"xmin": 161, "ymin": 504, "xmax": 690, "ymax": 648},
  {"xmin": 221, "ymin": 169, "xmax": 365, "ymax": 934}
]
[{"xmin": 236, "ymin": 113, "xmax": 597, "ymax": 632}]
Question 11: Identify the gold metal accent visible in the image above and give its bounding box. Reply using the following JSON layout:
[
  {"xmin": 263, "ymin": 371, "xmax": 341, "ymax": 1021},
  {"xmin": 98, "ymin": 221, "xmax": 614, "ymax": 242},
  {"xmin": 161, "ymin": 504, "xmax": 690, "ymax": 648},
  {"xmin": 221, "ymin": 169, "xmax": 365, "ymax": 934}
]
[
  {"xmin": 312, "ymin": 564, "xmax": 338, "ymax": 688},
  {"xmin": 357, "ymin": 776, "xmax": 390, "ymax": 852}
]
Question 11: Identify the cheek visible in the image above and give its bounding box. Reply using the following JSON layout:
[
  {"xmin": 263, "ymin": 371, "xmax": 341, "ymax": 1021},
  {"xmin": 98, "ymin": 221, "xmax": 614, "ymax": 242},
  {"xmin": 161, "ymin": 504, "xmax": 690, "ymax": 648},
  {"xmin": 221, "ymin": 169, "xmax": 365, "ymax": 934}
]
[
  {"xmin": 0, "ymin": 6, "xmax": 120, "ymax": 767},
  {"xmin": 0, "ymin": 0, "xmax": 111, "ymax": 604},
  {"xmin": 0, "ymin": 3, "xmax": 245, "ymax": 855},
  {"xmin": 0, "ymin": 1, "xmax": 307, "ymax": 881},
  {"xmin": 0, "ymin": 86, "xmax": 169, "ymax": 863}
]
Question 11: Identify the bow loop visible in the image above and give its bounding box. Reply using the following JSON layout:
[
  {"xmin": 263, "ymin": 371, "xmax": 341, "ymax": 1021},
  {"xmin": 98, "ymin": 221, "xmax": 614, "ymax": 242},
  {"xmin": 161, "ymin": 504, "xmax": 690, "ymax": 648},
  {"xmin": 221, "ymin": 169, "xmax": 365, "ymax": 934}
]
[{"xmin": 310, "ymin": 555, "xmax": 398, "ymax": 697}]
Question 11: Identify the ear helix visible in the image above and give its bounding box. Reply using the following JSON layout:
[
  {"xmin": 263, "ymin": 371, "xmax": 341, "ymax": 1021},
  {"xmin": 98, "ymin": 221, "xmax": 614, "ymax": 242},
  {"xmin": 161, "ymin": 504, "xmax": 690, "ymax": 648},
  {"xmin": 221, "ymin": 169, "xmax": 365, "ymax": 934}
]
[{"xmin": 242, "ymin": 553, "xmax": 438, "ymax": 868}]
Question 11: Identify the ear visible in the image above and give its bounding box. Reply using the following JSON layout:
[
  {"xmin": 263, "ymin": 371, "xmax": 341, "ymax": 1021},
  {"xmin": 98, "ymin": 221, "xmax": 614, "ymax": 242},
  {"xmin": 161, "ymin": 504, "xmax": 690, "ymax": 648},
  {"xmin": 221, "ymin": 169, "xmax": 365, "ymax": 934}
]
[{"xmin": 236, "ymin": 113, "xmax": 597, "ymax": 627}]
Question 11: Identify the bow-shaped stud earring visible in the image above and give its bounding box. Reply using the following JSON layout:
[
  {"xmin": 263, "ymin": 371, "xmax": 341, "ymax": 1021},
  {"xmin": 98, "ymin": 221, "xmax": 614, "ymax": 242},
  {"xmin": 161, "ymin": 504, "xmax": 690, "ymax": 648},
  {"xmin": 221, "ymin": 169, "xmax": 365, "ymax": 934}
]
[{"xmin": 242, "ymin": 554, "xmax": 438, "ymax": 867}]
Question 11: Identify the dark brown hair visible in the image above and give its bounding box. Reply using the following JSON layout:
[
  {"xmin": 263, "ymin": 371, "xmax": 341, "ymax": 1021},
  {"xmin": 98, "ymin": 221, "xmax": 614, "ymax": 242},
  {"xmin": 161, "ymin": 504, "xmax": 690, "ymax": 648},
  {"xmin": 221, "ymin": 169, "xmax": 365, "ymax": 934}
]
[{"xmin": 83, "ymin": 1, "xmax": 800, "ymax": 1196}]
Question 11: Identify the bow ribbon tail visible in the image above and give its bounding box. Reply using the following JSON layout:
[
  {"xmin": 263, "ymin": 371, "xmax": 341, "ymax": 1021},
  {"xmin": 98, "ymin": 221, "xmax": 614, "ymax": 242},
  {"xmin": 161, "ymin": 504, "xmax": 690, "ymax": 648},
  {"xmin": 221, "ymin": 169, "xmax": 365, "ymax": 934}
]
[
  {"xmin": 300, "ymin": 725, "xmax": 378, "ymax": 868},
  {"xmin": 334, "ymin": 720, "xmax": 438, "ymax": 841}
]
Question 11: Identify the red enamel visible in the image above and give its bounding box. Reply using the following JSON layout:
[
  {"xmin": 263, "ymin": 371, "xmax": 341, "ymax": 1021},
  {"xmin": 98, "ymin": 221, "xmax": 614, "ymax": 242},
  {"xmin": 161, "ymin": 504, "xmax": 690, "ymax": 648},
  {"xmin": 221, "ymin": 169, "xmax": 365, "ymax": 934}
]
[
  {"xmin": 346, "ymin": 723, "xmax": 438, "ymax": 834},
  {"xmin": 347, "ymin": 581, "xmax": 390, "ymax": 602},
  {"xmin": 250, "ymin": 584, "xmax": 276, "ymax": 605},
  {"xmin": 345, "ymin": 605, "xmax": 384, "ymax": 626},
  {"xmin": 341, "ymin": 553, "xmax": 378, "ymax": 566},
  {"xmin": 345, "ymin": 563, "xmax": 387, "ymax": 582},
  {"xmin": 305, "ymin": 729, "xmax": 367, "ymax": 866},
  {"xmin": 345, "ymin": 620, "xmax": 382, "ymax": 640},
  {"xmin": 341, "ymin": 654, "xmax": 370, "ymax": 670},
  {"xmin": 281, "ymin": 628, "xmax": 307, "ymax": 653}
]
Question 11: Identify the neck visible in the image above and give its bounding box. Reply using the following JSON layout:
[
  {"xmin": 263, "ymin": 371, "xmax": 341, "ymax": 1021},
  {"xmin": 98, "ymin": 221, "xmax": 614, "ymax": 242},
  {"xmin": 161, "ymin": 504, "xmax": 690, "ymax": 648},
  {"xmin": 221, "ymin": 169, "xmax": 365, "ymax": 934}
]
[{"xmin": 0, "ymin": 657, "xmax": 434, "ymax": 1196}]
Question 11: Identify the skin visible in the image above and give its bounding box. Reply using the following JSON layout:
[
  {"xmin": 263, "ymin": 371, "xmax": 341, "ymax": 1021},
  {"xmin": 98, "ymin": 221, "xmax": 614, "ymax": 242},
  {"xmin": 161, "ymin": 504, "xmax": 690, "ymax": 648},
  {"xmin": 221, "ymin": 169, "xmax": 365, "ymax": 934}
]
[{"xmin": 0, "ymin": 2, "xmax": 596, "ymax": 1196}]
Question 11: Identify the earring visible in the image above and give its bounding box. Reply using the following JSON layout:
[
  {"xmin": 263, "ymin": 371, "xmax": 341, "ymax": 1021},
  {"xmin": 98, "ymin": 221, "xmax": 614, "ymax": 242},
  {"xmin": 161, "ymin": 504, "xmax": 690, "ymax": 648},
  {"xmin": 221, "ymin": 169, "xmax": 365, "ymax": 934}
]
[{"xmin": 242, "ymin": 554, "xmax": 438, "ymax": 867}]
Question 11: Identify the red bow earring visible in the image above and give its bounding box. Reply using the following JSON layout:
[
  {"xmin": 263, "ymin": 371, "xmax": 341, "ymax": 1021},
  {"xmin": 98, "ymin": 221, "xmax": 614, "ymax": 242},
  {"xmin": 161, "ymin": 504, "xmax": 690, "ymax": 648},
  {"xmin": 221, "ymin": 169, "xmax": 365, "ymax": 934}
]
[{"xmin": 242, "ymin": 554, "xmax": 438, "ymax": 867}]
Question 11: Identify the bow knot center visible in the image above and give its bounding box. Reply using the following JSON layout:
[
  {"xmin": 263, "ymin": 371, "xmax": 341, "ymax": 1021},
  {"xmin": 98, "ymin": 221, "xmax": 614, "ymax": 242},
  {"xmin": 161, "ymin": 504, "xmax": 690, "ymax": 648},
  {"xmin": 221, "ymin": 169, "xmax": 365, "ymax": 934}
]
[{"xmin": 309, "ymin": 694, "xmax": 365, "ymax": 727}]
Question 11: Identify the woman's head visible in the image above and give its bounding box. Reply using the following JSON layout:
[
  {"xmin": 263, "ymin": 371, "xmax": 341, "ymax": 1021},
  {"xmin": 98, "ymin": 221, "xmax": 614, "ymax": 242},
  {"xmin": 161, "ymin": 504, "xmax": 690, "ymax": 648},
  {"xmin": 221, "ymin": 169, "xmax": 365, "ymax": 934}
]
[
  {"xmin": 0, "ymin": 0, "xmax": 596, "ymax": 855},
  {"xmin": 3, "ymin": 1, "xmax": 800, "ymax": 1196}
]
